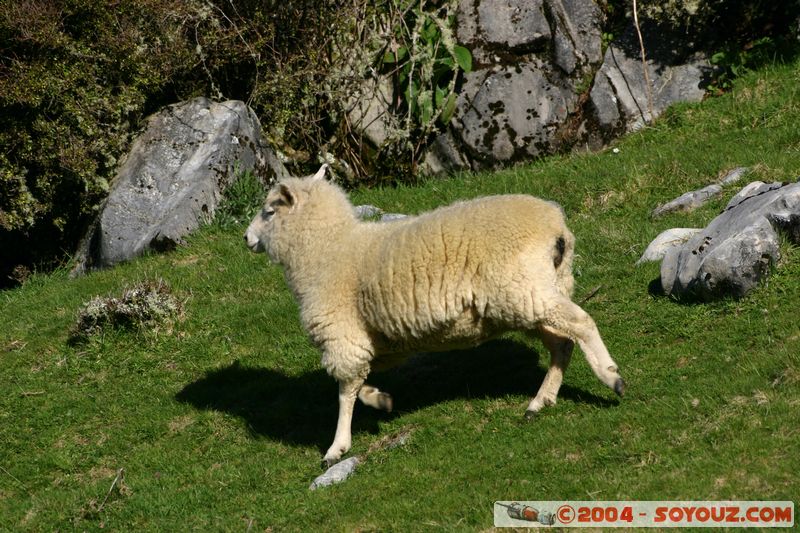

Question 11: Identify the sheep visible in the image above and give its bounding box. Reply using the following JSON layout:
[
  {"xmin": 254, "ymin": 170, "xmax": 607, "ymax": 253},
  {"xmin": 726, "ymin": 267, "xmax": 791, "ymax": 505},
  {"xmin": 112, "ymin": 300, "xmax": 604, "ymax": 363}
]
[{"xmin": 244, "ymin": 165, "xmax": 625, "ymax": 467}]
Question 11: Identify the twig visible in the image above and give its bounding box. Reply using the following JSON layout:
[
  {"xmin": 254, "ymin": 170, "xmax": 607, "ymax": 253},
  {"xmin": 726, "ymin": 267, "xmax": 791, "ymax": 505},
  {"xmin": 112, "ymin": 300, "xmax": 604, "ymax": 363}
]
[
  {"xmin": 0, "ymin": 465, "xmax": 25, "ymax": 490},
  {"xmin": 19, "ymin": 390, "xmax": 45, "ymax": 397},
  {"xmin": 97, "ymin": 468, "xmax": 125, "ymax": 513},
  {"xmin": 580, "ymin": 285, "xmax": 603, "ymax": 304},
  {"xmin": 364, "ymin": 426, "xmax": 415, "ymax": 456},
  {"xmin": 632, "ymin": 0, "xmax": 654, "ymax": 122}
]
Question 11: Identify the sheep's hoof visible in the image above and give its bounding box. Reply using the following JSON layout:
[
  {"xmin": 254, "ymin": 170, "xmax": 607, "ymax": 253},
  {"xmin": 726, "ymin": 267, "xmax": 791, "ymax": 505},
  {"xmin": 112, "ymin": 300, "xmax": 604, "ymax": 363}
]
[
  {"xmin": 614, "ymin": 378, "xmax": 626, "ymax": 397},
  {"xmin": 524, "ymin": 409, "xmax": 537, "ymax": 421},
  {"xmin": 322, "ymin": 457, "xmax": 339, "ymax": 470}
]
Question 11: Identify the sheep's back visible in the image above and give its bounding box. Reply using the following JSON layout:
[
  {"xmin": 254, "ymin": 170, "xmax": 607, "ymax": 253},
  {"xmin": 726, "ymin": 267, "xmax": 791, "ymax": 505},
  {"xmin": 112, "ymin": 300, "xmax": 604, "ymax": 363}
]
[{"xmin": 357, "ymin": 195, "xmax": 568, "ymax": 343}]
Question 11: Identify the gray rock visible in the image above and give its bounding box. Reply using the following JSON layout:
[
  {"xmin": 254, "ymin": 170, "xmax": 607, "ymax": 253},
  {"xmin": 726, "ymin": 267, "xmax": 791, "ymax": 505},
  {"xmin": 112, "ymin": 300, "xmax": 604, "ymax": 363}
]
[
  {"xmin": 309, "ymin": 456, "xmax": 361, "ymax": 490},
  {"xmin": 660, "ymin": 181, "xmax": 800, "ymax": 301},
  {"xmin": 636, "ymin": 228, "xmax": 701, "ymax": 265},
  {"xmin": 457, "ymin": 0, "xmax": 551, "ymax": 52},
  {"xmin": 725, "ymin": 181, "xmax": 784, "ymax": 211},
  {"xmin": 420, "ymin": 131, "xmax": 469, "ymax": 176},
  {"xmin": 448, "ymin": 0, "xmax": 603, "ymax": 168},
  {"xmin": 652, "ymin": 184, "xmax": 723, "ymax": 218},
  {"xmin": 354, "ymin": 204, "xmax": 384, "ymax": 219},
  {"xmin": 720, "ymin": 167, "xmax": 750, "ymax": 186},
  {"xmin": 380, "ymin": 213, "xmax": 408, "ymax": 222},
  {"xmin": 354, "ymin": 205, "xmax": 408, "ymax": 222},
  {"xmin": 346, "ymin": 76, "xmax": 396, "ymax": 149},
  {"xmin": 588, "ymin": 25, "xmax": 712, "ymax": 136},
  {"xmin": 548, "ymin": 0, "xmax": 604, "ymax": 76},
  {"xmin": 73, "ymin": 97, "xmax": 284, "ymax": 272},
  {"xmin": 454, "ymin": 60, "xmax": 578, "ymax": 165}
]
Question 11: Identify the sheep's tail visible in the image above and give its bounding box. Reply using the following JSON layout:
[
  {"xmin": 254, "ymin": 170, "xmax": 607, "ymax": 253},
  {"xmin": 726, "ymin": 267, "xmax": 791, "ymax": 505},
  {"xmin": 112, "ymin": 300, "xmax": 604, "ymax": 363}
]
[{"xmin": 553, "ymin": 229, "xmax": 576, "ymax": 298}]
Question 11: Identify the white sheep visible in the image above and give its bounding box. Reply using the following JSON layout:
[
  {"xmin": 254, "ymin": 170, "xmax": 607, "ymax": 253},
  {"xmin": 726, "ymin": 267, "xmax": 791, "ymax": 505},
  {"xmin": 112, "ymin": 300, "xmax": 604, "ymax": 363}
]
[{"xmin": 245, "ymin": 165, "xmax": 624, "ymax": 466}]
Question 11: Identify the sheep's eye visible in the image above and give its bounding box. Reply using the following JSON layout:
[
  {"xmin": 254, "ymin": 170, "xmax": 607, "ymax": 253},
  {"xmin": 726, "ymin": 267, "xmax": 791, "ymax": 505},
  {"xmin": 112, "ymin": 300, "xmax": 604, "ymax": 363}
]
[{"xmin": 261, "ymin": 207, "xmax": 275, "ymax": 219}]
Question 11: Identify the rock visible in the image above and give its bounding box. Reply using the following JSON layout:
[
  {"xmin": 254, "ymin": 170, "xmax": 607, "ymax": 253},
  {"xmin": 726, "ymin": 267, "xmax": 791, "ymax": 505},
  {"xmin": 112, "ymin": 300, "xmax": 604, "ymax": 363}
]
[
  {"xmin": 354, "ymin": 205, "xmax": 407, "ymax": 222},
  {"xmin": 548, "ymin": 0, "xmax": 604, "ymax": 75},
  {"xmin": 725, "ymin": 181, "xmax": 784, "ymax": 211},
  {"xmin": 449, "ymin": 0, "xmax": 603, "ymax": 168},
  {"xmin": 720, "ymin": 167, "xmax": 750, "ymax": 186},
  {"xmin": 73, "ymin": 98, "xmax": 285, "ymax": 273},
  {"xmin": 352, "ymin": 1, "xmax": 717, "ymax": 173},
  {"xmin": 636, "ymin": 228, "xmax": 701, "ymax": 265},
  {"xmin": 588, "ymin": 24, "xmax": 712, "ymax": 137},
  {"xmin": 380, "ymin": 213, "xmax": 408, "ymax": 222},
  {"xmin": 651, "ymin": 184, "xmax": 723, "ymax": 218},
  {"xmin": 354, "ymin": 205, "xmax": 384, "ymax": 219},
  {"xmin": 660, "ymin": 180, "xmax": 800, "ymax": 301},
  {"xmin": 420, "ymin": 131, "xmax": 469, "ymax": 176},
  {"xmin": 346, "ymin": 76, "xmax": 396, "ymax": 149},
  {"xmin": 457, "ymin": 0, "xmax": 552, "ymax": 52},
  {"xmin": 309, "ymin": 456, "xmax": 361, "ymax": 490},
  {"xmin": 454, "ymin": 59, "xmax": 579, "ymax": 166}
]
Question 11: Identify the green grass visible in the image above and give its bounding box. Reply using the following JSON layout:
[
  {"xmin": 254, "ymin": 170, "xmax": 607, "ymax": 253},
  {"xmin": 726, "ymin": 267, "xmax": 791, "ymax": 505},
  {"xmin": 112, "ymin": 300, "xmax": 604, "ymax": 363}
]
[{"xmin": 2, "ymin": 59, "xmax": 800, "ymax": 531}]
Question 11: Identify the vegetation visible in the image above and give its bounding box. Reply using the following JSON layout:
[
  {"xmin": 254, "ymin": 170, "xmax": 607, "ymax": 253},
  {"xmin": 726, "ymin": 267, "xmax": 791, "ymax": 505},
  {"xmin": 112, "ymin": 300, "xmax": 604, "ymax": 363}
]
[
  {"xmin": 1, "ymin": 0, "xmax": 797, "ymax": 287},
  {"xmin": 2, "ymin": 58, "xmax": 799, "ymax": 530}
]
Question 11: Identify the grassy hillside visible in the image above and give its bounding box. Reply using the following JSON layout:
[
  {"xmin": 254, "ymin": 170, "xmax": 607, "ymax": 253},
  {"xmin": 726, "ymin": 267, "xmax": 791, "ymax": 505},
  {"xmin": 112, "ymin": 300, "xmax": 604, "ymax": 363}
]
[{"xmin": 2, "ymin": 59, "xmax": 799, "ymax": 530}]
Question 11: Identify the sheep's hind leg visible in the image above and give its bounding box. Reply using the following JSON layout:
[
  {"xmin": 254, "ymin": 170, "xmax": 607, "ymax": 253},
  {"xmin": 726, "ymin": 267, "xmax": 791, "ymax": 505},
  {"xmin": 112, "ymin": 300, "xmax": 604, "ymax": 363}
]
[
  {"xmin": 358, "ymin": 384, "xmax": 393, "ymax": 412},
  {"xmin": 323, "ymin": 376, "xmax": 365, "ymax": 468},
  {"xmin": 525, "ymin": 328, "xmax": 574, "ymax": 419},
  {"xmin": 542, "ymin": 294, "xmax": 625, "ymax": 397}
]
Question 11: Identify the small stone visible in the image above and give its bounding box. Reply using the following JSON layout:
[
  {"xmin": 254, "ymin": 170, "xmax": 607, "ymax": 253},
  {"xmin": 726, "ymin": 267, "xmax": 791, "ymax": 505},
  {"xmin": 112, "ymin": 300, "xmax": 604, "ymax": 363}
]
[
  {"xmin": 309, "ymin": 456, "xmax": 361, "ymax": 490},
  {"xmin": 652, "ymin": 184, "xmax": 723, "ymax": 218},
  {"xmin": 719, "ymin": 167, "xmax": 750, "ymax": 186},
  {"xmin": 691, "ymin": 398, "xmax": 700, "ymax": 408},
  {"xmin": 353, "ymin": 205, "xmax": 384, "ymax": 219}
]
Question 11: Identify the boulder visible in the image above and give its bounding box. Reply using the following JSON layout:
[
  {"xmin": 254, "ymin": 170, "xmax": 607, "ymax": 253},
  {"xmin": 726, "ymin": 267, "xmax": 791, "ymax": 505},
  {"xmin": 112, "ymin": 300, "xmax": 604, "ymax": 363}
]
[
  {"xmin": 660, "ymin": 180, "xmax": 800, "ymax": 301},
  {"xmin": 454, "ymin": 59, "xmax": 579, "ymax": 166},
  {"xmin": 420, "ymin": 1, "xmax": 715, "ymax": 172},
  {"xmin": 444, "ymin": 0, "xmax": 603, "ymax": 168},
  {"xmin": 73, "ymin": 97, "xmax": 286, "ymax": 273},
  {"xmin": 588, "ymin": 25, "xmax": 713, "ymax": 138},
  {"xmin": 636, "ymin": 228, "xmax": 701, "ymax": 265}
]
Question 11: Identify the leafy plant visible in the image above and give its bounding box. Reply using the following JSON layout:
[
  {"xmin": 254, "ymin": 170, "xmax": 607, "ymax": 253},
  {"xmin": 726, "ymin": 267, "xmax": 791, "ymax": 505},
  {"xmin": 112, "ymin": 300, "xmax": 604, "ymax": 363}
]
[
  {"xmin": 708, "ymin": 37, "xmax": 780, "ymax": 93},
  {"xmin": 70, "ymin": 278, "xmax": 182, "ymax": 343},
  {"xmin": 377, "ymin": 0, "xmax": 472, "ymax": 137},
  {"xmin": 213, "ymin": 170, "xmax": 267, "ymax": 229}
]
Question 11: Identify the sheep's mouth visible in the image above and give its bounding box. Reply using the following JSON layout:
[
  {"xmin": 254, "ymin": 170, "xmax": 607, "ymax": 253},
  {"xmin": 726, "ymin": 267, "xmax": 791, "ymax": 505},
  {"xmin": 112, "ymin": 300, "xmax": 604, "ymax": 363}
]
[{"xmin": 244, "ymin": 232, "xmax": 265, "ymax": 253}]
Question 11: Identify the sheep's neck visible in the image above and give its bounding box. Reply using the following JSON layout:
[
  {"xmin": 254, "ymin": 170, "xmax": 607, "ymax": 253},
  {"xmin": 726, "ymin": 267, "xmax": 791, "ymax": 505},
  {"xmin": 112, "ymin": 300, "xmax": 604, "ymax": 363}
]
[{"xmin": 283, "ymin": 220, "xmax": 359, "ymax": 296}]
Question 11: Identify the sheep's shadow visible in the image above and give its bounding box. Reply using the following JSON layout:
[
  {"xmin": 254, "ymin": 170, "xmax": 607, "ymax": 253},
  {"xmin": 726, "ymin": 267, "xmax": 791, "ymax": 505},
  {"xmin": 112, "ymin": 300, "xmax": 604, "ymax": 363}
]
[{"xmin": 175, "ymin": 338, "xmax": 616, "ymax": 452}]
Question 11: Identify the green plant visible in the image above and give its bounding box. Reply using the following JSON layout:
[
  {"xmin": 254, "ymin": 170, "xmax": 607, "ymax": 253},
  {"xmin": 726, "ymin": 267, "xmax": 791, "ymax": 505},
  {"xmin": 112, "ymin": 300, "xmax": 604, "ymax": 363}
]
[
  {"xmin": 69, "ymin": 278, "xmax": 182, "ymax": 343},
  {"xmin": 708, "ymin": 37, "xmax": 779, "ymax": 93},
  {"xmin": 378, "ymin": 1, "xmax": 471, "ymax": 133},
  {"xmin": 213, "ymin": 170, "xmax": 267, "ymax": 230},
  {"xmin": 1, "ymin": 58, "xmax": 800, "ymax": 529}
]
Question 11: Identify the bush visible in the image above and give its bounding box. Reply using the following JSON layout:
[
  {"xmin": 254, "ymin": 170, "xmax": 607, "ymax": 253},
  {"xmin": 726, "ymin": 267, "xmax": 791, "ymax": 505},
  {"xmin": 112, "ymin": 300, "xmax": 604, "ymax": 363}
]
[
  {"xmin": 69, "ymin": 278, "xmax": 182, "ymax": 343},
  {"xmin": 0, "ymin": 0, "xmax": 347, "ymax": 287}
]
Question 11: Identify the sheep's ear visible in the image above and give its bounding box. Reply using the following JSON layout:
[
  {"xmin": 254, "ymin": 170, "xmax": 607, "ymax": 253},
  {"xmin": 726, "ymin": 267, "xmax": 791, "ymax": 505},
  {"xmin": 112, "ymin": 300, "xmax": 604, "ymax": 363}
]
[
  {"xmin": 278, "ymin": 183, "xmax": 296, "ymax": 207},
  {"xmin": 311, "ymin": 164, "xmax": 328, "ymax": 181}
]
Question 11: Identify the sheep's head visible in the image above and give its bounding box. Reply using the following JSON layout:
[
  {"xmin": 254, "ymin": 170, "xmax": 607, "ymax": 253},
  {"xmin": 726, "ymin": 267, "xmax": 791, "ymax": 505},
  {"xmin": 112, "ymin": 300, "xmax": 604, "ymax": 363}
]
[{"xmin": 244, "ymin": 164, "xmax": 352, "ymax": 264}]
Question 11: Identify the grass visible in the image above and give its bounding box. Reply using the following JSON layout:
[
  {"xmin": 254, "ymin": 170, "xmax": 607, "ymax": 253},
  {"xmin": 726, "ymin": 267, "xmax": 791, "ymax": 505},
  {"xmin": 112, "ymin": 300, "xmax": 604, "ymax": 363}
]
[{"xmin": 2, "ymin": 59, "xmax": 800, "ymax": 531}]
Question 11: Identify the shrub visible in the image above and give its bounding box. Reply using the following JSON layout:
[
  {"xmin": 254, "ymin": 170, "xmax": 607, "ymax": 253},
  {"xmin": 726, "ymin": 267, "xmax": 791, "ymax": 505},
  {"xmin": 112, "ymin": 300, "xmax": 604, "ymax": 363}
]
[{"xmin": 70, "ymin": 279, "xmax": 182, "ymax": 343}]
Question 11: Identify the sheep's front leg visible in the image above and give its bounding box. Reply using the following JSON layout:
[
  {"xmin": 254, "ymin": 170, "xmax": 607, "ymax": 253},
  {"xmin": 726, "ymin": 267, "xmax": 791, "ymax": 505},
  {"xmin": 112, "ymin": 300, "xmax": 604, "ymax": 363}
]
[
  {"xmin": 323, "ymin": 376, "xmax": 365, "ymax": 468},
  {"xmin": 525, "ymin": 328, "xmax": 574, "ymax": 419}
]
